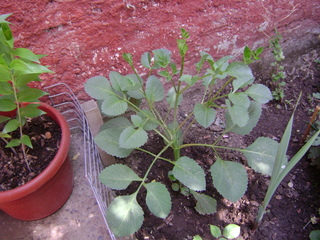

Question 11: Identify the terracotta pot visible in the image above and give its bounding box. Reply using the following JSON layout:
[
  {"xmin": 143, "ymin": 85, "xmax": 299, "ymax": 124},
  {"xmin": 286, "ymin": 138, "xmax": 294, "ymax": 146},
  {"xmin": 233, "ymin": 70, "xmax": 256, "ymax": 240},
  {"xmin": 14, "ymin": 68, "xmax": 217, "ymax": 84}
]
[{"xmin": 0, "ymin": 102, "xmax": 73, "ymax": 220}]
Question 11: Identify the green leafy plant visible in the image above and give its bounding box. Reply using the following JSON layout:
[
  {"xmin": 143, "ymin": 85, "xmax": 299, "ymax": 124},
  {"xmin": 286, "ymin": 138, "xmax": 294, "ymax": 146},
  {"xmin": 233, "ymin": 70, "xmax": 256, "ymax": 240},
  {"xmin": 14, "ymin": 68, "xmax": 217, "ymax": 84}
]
[
  {"xmin": 193, "ymin": 224, "xmax": 241, "ymax": 240},
  {"xmin": 269, "ymin": 29, "xmax": 286, "ymax": 101},
  {"xmin": 253, "ymin": 96, "xmax": 320, "ymax": 229},
  {"xmin": 0, "ymin": 14, "xmax": 52, "ymax": 169},
  {"xmin": 243, "ymin": 46, "xmax": 264, "ymax": 65},
  {"xmin": 84, "ymin": 28, "xmax": 276, "ymax": 237}
]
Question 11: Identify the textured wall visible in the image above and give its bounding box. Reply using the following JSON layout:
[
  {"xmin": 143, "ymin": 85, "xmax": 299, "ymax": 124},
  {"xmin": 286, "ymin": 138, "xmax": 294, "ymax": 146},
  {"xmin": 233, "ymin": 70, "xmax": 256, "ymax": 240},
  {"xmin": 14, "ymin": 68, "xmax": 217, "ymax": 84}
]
[{"xmin": 1, "ymin": 0, "xmax": 319, "ymax": 100}]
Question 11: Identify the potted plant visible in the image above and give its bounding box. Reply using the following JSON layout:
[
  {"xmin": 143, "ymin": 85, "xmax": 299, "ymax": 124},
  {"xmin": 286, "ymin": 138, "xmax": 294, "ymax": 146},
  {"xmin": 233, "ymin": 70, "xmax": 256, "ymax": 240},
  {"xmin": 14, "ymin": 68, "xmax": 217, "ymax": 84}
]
[{"xmin": 0, "ymin": 13, "xmax": 73, "ymax": 220}]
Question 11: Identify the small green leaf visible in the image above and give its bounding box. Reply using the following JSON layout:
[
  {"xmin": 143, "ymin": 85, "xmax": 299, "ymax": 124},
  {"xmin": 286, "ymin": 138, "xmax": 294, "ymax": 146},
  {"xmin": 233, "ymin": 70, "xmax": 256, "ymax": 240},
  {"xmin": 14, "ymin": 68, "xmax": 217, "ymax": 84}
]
[
  {"xmin": 145, "ymin": 75, "xmax": 164, "ymax": 102},
  {"xmin": 191, "ymin": 191, "xmax": 217, "ymax": 215},
  {"xmin": 137, "ymin": 110, "xmax": 159, "ymax": 131},
  {"xmin": 13, "ymin": 48, "xmax": 40, "ymax": 63},
  {"xmin": 131, "ymin": 115, "xmax": 143, "ymax": 127},
  {"xmin": 106, "ymin": 194, "xmax": 144, "ymax": 237},
  {"xmin": 173, "ymin": 157, "xmax": 206, "ymax": 191},
  {"xmin": 84, "ymin": 76, "xmax": 112, "ymax": 100},
  {"xmin": 166, "ymin": 87, "xmax": 182, "ymax": 108},
  {"xmin": 210, "ymin": 225, "xmax": 222, "ymax": 238},
  {"xmin": 0, "ymin": 132, "xmax": 11, "ymax": 138},
  {"xmin": 223, "ymin": 224, "xmax": 240, "ymax": 239},
  {"xmin": 21, "ymin": 135, "xmax": 32, "ymax": 148},
  {"xmin": 194, "ymin": 103, "xmax": 216, "ymax": 128},
  {"xmin": 99, "ymin": 164, "xmax": 142, "ymax": 190},
  {"xmin": 123, "ymin": 53, "xmax": 133, "ymax": 65},
  {"xmin": 0, "ymin": 99, "xmax": 16, "ymax": 111},
  {"xmin": 179, "ymin": 74, "xmax": 197, "ymax": 86},
  {"xmin": 95, "ymin": 128, "xmax": 133, "ymax": 158},
  {"xmin": 119, "ymin": 126, "xmax": 148, "ymax": 149},
  {"xmin": 101, "ymin": 95, "xmax": 128, "ymax": 116},
  {"xmin": 0, "ymin": 116, "xmax": 10, "ymax": 124},
  {"xmin": 3, "ymin": 119, "xmax": 19, "ymax": 133},
  {"xmin": 210, "ymin": 159, "xmax": 248, "ymax": 202},
  {"xmin": 145, "ymin": 182, "xmax": 171, "ymax": 218},
  {"xmin": 245, "ymin": 84, "xmax": 272, "ymax": 104},
  {"xmin": 141, "ymin": 52, "xmax": 151, "ymax": 68},
  {"xmin": 193, "ymin": 235, "xmax": 202, "ymax": 240},
  {"xmin": 241, "ymin": 137, "xmax": 280, "ymax": 176},
  {"xmin": 0, "ymin": 13, "xmax": 12, "ymax": 24},
  {"xmin": 6, "ymin": 138, "xmax": 21, "ymax": 148},
  {"xmin": 152, "ymin": 49, "xmax": 171, "ymax": 68},
  {"xmin": 310, "ymin": 230, "xmax": 320, "ymax": 240}
]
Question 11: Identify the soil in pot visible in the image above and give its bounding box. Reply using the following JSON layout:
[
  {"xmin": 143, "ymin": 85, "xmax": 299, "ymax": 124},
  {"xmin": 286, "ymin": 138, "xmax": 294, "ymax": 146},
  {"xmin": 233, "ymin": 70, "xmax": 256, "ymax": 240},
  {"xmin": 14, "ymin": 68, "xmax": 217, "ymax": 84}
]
[{"xmin": 0, "ymin": 114, "xmax": 61, "ymax": 191}]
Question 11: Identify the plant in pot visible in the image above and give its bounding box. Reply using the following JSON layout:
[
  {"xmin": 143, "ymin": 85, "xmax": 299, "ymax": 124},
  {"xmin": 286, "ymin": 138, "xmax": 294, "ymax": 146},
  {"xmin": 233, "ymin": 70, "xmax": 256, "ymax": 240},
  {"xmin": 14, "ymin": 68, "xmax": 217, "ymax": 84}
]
[
  {"xmin": 84, "ymin": 29, "xmax": 280, "ymax": 237},
  {"xmin": 0, "ymin": 13, "xmax": 73, "ymax": 220}
]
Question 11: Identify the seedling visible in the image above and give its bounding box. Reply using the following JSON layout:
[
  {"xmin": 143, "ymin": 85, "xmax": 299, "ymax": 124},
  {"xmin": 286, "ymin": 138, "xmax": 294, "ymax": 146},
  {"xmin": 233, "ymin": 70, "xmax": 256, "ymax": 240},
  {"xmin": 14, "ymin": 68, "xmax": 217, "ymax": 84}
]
[
  {"xmin": 84, "ymin": 29, "xmax": 278, "ymax": 237},
  {"xmin": 193, "ymin": 224, "xmax": 241, "ymax": 240}
]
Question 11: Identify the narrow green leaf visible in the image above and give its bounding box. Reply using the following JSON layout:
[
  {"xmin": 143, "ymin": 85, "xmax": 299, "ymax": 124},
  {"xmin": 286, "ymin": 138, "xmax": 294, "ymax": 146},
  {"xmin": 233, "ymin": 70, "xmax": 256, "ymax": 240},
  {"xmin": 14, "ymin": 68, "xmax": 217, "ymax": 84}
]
[
  {"xmin": 94, "ymin": 128, "xmax": 133, "ymax": 158},
  {"xmin": 194, "ymin": 103, "xmax": 216, "ymax": 128},
  {"xmin": 106, "ymin": 194, "xmax": 144, "ymax": 237},
  {"xmin": 6, "ymin": 138, "xmax": 20, "ymax": 148},
  {"xmin": 0, "ymin": 132, "xmax": 11, "ymax": 138},
  {"xmin": 119, "ymin": 126, "xmax": 148, "ymax": 149},
  {"xmin": 0, "ymin": 99, "xmax": 16, "ymax": 111},
  {"xmin": 210, "ymin": 225, "xmax": 222, "ymax": 238},
  {"xmin": 0, "ymin": 115, "xmax": 10, "ymax": 124},
  {"xmin": 146, "ymin": 75, "xmax": 164, "ymax": 102},
  {"xmin": 101, "ymin": 95, "xmax": 127, "ymax": 116},
  {"xmin": 84, "ymin": 76, "xmax": 112, "ymax": 99},
  {"xmin": 17, "ymin": 88, "xmax": 47, "ymax": 102},
  {"xmin": 20, "ymin": 104, "xmax": 45, "ymax": 118},
  {"xmin": 21, "ymin": 135, "xmax": 32, "ymax": 148},
  {"xmin": 16, "ymin": 73, "xmax": 41, "ymax": 86},
  {"xmin": 0, "ymin": 64, "xmax": 11, "ymax": 82},
  {"xmin": 145, "ymin": 182, "xmax": 171, "ymax": 218},
  {"xmin": 223, "ymin": 224, "xmax": 240, "ymax": 239},
  {"xmin": 210, "ymin": 159, "xmax": 248, "ymax": 202},
  {"xmin": 13, "ymin": 48, "xmax": 40, "ymax": 63},
  {"xmin": 191, "ymin": 191, "xmax": 217, "ymax": 215},
  {"xmin": 245, "ymin": 84, "xmax": 272, "ymax": 104},
  {"xmin": 241, "ymin": 137, "xmax": 280, "ymax": 176},
  {"xmin": 3, "ymin": 119, "xmax": 19, "ymax": 133},
  {"xmin": 173, "ymin": 157, "xmax": 206, "ymax": 191},
  {"xmin": 0, "ymin": 13, "xmax": 12, "ymax": 24},
  {"xmin": 99, "ymin": 164, "xmax": 142, "ymax": 190}
]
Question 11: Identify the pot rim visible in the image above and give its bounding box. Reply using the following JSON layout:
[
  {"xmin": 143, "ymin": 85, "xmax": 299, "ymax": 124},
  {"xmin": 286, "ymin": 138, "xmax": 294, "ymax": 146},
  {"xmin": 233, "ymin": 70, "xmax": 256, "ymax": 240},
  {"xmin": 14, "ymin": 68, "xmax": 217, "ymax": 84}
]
[{"xmin": 0, "ymin": 102, "xmax": 71, "ymax": 202}]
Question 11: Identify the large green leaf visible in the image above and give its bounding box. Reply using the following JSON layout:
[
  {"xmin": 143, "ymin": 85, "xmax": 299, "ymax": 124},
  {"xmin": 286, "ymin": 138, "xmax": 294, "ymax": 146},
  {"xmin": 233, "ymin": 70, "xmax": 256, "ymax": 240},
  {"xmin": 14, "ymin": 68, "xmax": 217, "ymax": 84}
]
[
  {"xmin": 119, "ymin": 126, "xmax": 148, "ymax": 149},
  {"xmin": 145, "ymin": 182, "xmax": 171, "ymax": 218},
  {"xmin": 225, "ymin": 101, "xmax": 262, "ymax": 135},
  {"xmin": 84, "ymin": 76, "xmax": 112, "ymax": 99},
  {"xmin": 106, "ymin": 194, "xmax": 144, "ymax": 237},
  {"xmin": 101, "ymin": 95, "xmax": 128, "ymax": 116},
  {"xmin": 17, "ymin": 88, "xmax": 47, "ymax": 102},
  {"xmin": 191, "ymin": 191, "xmax": 217, "ymax": 215},
  {"xmin": 16, "ymin": 73, "xmax": 41, "ymax": 86},
  {"xmin": 100, "ymin": 116, "xmax": 132, "ymax": 131},
  {"xmin": 245, "ymin": 84, "xmax": 272, "ymax": 104},
  {"xmin": 194, "ymin": 103, "xmax": 216, "ymax": 128},
  {"xmin": 94, "ymin": 128, "xmax": 133, "ymax": 158},
  {"xmin": 145, "ymin": 75, "xmax": 164, "ymax": 102},
  {"xmin": 223, "ymin": 224, "xmax": 241, "ymax": 239},
  {"xmin": 226, "ymin": 99, "xmax": 249, "ymax": 127},
  {"xmin": 10, "ymin": 59, "xmax": 52, "ymax": 74},
  {"xmin": 20, "ymin": 104, "xmax": 45, "ymax": 118},
  {"xmin": 210, "ymin": 159, "xmax": 248, "ymax": 202},
  {"xmin": 172, "ymin": 157, "xmax": 206, "ymax": 191},
  {"xmin": 99, "ymin": 164, "xmax": 142, "ymax": 190},
  {"xmin": 0, "ymin": 99, "xmax": 16, "ymax": 111},
  {"xmin": 0, "ymin": 82, "xmax": 13, "ymax": 95},
  {"xmin": 228, "ymin": 92, "xmax": 250, "ymax": 109},
  {"xmin": 241, "ymin": 137, "xmax": 280, "ymax": 176}
]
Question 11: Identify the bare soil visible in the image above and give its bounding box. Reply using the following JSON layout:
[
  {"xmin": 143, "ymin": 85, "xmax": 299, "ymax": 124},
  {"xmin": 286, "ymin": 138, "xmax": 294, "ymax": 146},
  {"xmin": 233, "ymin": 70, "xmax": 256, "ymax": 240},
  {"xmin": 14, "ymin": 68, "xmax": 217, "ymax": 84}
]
[{"xmin": 115, "ymin": 47, "xmax": 320, "ymax": 240}]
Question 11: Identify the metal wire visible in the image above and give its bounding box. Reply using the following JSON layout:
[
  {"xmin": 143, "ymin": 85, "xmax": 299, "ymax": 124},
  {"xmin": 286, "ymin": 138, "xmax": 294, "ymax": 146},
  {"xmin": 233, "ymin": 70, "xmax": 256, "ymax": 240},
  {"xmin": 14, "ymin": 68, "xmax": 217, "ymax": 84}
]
[{"xmin": 44, "ymin": 83, "xmax": 117, "ymax": 240}]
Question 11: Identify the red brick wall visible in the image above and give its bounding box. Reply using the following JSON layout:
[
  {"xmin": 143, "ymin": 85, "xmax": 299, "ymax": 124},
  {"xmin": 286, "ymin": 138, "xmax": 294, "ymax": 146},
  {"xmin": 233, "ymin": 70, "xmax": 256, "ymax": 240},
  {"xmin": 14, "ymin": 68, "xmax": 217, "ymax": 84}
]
[{"xmin": 1, "ymin": 0, "xmax": 319, "ymax": 100}]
